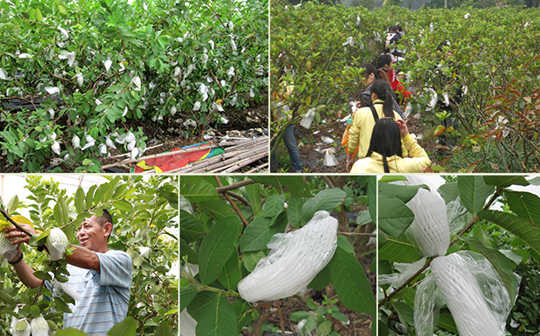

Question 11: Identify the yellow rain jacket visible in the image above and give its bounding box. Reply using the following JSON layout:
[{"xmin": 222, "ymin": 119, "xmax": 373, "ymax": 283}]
[
  {"xmin": 350, "ymin": 134, "xmax": 431, "ymax": 173},
  {"xmin": 347, "ymin": 100, "xmax": 404, "ymax": 159}
]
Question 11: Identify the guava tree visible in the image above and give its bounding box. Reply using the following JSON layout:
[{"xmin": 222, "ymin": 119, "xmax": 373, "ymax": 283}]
[
  {"xmin": 378, "ymin": 175, "xmax": 540, "ymax": 335},
  {"xmin": 0, "ymin": 175, "xmax": 178, "ymax": 335},
  {"xmin": 180, "ymin": 176, "xmax": 376, "ymax": 336},
  {"xmin": 0, "ymin": 0, "xmax": 268, "ymax": 172}
]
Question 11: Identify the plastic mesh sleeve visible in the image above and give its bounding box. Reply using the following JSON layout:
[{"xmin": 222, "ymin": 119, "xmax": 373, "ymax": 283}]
[
  {"xmin": 405, "ymin": 187, "xmax": 450, "ymax": 257},
  {"xmin": 379, "ymin": 257, "xmax": 427, "ymax": 289},
  {"xmin": 414, "ymin": 274, "xmax": 440, "ymax": 336},
  {"xmin": 431, "ymin": 253, "xmax": 508, "ymax": 336},
  {"xmin": 237, "ymin": 210, "xmax": 338, "ymax": 302}
]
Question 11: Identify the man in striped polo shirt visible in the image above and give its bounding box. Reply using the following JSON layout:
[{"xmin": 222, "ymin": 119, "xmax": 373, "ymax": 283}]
[{"xmin": 6, "ymin": 210, "xmax": 133, "ymax": 336}]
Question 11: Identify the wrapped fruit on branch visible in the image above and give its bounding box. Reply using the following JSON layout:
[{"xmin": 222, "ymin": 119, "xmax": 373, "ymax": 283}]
[{"xmin": 238, "ymin": 210, "xmax": 338, "ymax": 302}]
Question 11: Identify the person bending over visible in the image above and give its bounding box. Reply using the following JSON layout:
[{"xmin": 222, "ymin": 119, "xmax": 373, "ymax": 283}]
[
  {"xmin": 4, "ymin": 210, "xmax": 132, "ymax": 336},
  {"xmin": 350, "ymin": 118, "xmax": 431, "ymax": 173}
]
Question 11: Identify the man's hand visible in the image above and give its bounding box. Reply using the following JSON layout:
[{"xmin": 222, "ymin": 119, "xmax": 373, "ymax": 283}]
[{"xmin": 4, "ymin": 223, "xmax": 36, "ymax": 248}]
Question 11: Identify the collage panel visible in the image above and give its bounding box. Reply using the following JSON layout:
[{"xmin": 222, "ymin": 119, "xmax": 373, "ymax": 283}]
[
  {"xmin": 0, "ymin": 174, "xmax": 179, "ymax": 335},
  {"xmin": 378, "ymin": 174, "xmax": 540, "ymax": 336},
  {"xmin": 270, "ymin": 1, "xmax": 539, "ymax": 173},
  {"xmin": 0, "ymin": 0, "xmax": 269, "ymax": 173},
  {"xmin": 180, "ymin": 175, "xmax": 376, "ymax": 336}
]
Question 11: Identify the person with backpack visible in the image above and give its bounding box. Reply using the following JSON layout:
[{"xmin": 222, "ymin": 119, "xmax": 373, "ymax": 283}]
[
  {"xmin": 345, "ymin": 80, "xmax": 403, "ymax": 170},
  {"xmin": 375, "ymin": 54, "xmax": 411, "ymax": 106},
  {"xmin": 358, "ymin": 63, "xmax": 404, "ymax": 116},
  {"xmin": 350, "ymin": 118, "xmax": 431, "ymax": 173}
]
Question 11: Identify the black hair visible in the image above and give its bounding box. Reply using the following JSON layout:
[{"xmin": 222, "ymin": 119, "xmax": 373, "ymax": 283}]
[
  {"xmin": 96, "ymin": 209, "xmax": 113, "ymax": 239},
  {"xmin": 366, "ymin": 118, "xmax": 403, "ymax": 173},
  {"xmin": 375, "ymin": 54, "xmax": 392, "ymax": 69},
  {"xmin": 363, "ymin": 63, "xmax": 389, "ymax": 83},
  {"xmin": 371, "ymin": 80, "xmax": 395, "ymax": 119}
]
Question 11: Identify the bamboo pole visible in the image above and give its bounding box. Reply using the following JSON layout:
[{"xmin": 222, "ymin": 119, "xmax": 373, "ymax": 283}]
[{"xmin": 171, "ymin": 141, "xmax": 267, "ymax": 173}]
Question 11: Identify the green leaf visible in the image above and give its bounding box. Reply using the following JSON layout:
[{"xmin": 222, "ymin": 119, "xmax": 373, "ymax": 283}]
[
  {"xmin": 262, "ymin": 194, "xmax": 285, "ymax": 219},
  {"xmin": 393, "ymin": 301, "xmax": 414, "ymax": 326},
  {"xmin": 55, "ymin": 328, "xmax": 88, "ymax": 336},
  {"xmin": 330, "ymin": 247, "xmax": 375, "ymax": 315},
  {"xmin": 218, "ymin": 250, "xmax": 242, "ymax": 290},
  {"xmin": 244, "ymin": 183, "xmax": 262, "ymax": 214},
  {"xmin": 181, "ymin": 210, "xmax": 205, "ymax": 242},
  {"xmin": 180, "ymin": 283, "xmax": 198, "ymax": 311},
  {"xmin": 199, "ymin": 216, "xmax": 242, "ymax": 284},
  {"xmin": 251, "ymin": 176, "xmax": 310, "ymax": 196},
  {"xmin": 318, "ymin": 320, "xmax": 333, "ymax": 336},
  {"xmin": 0, "ymin": 288, "xmax": 16, "ymax": 305},
  {"xmin": 505, "ymin": 191, "xmax": 540, "ymax": 226},
  {"xmin": 308, "ymin": 264, "xmax": 330, "ymax": 290},
  {"xmin": 188, "ymin": 292, "xmax": 238, "ymax": 336},
  {"xmin": 241, "ymin": 251, "xmax": 265, "ymax": 272},
  {"xmin": 113, "ymin": 200, "xmax": 132, "ymax": 213},
  {"xmin": 479, "ymin": 210, "xmax": 540, "ymax": 261},
  {"xmin": 290, "ymin": 311, "xmax": 310, "ymax": 322},
  {"xmin": 457, "ymin": 176, "xmax": 494, "ymax": 215},
  {"xmin": 465, "ymin": 237, "xmax": 520, "ymax": 304},
  {"xmin": 74, "ymin": 187, "xmax": 85, "ymax": 213},
  {"xmin": 239, "ymin": 214, "xmax": 286, "ymax": 252},
  {"xmin": 483, "ymin": 176, "xmax": 529, "ymax": 188},
  {"xmin": 437, "ymin": 311, "xmax": 458, "ymax": 333},
  {"xmin": 379, "ymin": 175, "xmax": 407, "ymax": 183},
  {"xmin": 34, "ymin": 271, "xmax": 52, "ymax": 281},
  {"xmin": 155, "ymin": 322, "xmax": 172, "ymax": 336},
  {"xmin": 378, "ymin": 195, "xmax": 414, "ymax": 237},
  {"xmin": 7, "ymin": 195, "xmax": 19, "ymax": 213},
  {"xmin": 302, "ymin": 188, "xmax": 346, "ymax": 222},
  {"xmin": 287, "ymin": 196, "xmax": 303, "ymax": 228},
  {"xmin": 107, "ymin": 316, "xmax": 137, "ymax": 336},
  {"xmin": 356, "ymin": 210, "xmax": 372, "ymax": 226},
  {"xmin": 86, "ymin": 184, "xmax": 97, "ymax": 208},
  {"xmin": 337, "ymin": 235, "xmax": 355, "ymax": 256},
  {"xmin": 379, "ymin": 183, "xmax": 424, "ymax": 203},
  {"xmin": 379, "ymin": 236, "xmax": 423, "ymax": 263},
  {"xmin": 438, "ymin": 182, "xmax": 459, "ymax": 204},
  {"xmin": 368, "ymin": 177, "xmax": 376, "ymax": 223},
  {"xmin": 55, "ymin": 297, "xmax": 72, "ymax": 313},
  {"xmin": 181, "ymin": 177, "xmax": 219, "ymax": 202}
]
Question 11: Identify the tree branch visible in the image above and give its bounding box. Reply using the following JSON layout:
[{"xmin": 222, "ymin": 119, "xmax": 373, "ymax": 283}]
[
  {"xmin": 215, "ymin": 177, "xmax": 249, "ymax": 227},
  {"xmin": 216, "ymin": 178, "xmax": 255, "ymax": 193},
  {"xmin": 338, "ymin": 231, "xmax": 376, "ymax": 237}
]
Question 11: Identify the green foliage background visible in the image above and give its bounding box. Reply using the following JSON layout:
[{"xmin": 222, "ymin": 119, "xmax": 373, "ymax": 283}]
[{"xmin": 0, "ymin": 175, "xmax": 179, "ymax": 335}]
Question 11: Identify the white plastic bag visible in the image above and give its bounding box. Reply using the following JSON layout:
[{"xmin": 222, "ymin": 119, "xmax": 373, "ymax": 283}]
[
  {"xmin": 416, "ymin": 251, "xmax": 513, "ymax": 336},
  {"xmin": 379, "ymin": 257, "xmax": 427, "ymax": 289},
  {"xmin": 300, "ymin": 108, "xmax": 315, "ymax": 129},
  {"xmin": 0, "ymin": 232, "xmax": 18, "ymax": 261},
  {"xmin": 238, "ymin": 210, "xmax": 338, "ymax": 302},
  {"xmin": 405, "ymin": 187, "xmax": 450, "ymax": 257}
]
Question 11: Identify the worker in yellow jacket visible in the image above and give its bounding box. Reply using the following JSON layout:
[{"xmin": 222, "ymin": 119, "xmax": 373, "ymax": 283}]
[
  {"xmin": 351, "ymin": 118, "xmax": 431, "ymax": 173},
  {"xmin": 346, "ymin": 80, "xmax": 404, "ymax": 170}
]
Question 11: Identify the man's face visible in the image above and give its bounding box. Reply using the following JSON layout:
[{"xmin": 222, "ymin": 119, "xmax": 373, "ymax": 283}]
[{"xmin": 77, "ymin": 216, "xmax": 108, "ymax": 251}]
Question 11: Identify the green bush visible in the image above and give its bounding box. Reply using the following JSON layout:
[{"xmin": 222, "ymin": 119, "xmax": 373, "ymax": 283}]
[{"xmin": 0, "ymin": 0, "xmax": 268, "ymax": 171}]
